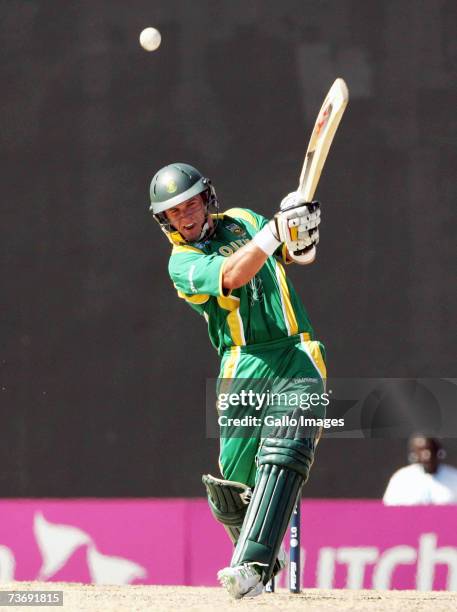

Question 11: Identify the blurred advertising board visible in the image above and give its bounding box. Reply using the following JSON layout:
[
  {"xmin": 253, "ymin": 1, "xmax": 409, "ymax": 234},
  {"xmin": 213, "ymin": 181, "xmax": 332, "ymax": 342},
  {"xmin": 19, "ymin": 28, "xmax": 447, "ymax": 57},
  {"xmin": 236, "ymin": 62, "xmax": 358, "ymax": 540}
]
[{"xmin": 0, "ymin": 500, "xmax": 456, "ymax": 590}]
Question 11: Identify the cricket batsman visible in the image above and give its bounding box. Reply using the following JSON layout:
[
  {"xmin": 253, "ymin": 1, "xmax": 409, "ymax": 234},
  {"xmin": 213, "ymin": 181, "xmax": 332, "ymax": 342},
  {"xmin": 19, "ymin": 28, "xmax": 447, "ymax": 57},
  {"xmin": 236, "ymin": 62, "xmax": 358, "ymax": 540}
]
[{"xmin": 149, "ymin": 162, "xmax": 326, "ymax": 598}]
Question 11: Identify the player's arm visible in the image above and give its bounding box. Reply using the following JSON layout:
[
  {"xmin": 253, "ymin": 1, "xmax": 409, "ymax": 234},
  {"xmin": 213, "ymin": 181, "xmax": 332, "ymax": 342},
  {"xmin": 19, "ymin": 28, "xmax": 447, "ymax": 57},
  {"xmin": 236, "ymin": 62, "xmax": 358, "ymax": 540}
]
[
  {"xmin": 222, "ymin": 195, "xmax": 320, "ymax": 289},
  {"xmin": 222, "ymin": 240, "xmax": 271, "ymax": 290}
]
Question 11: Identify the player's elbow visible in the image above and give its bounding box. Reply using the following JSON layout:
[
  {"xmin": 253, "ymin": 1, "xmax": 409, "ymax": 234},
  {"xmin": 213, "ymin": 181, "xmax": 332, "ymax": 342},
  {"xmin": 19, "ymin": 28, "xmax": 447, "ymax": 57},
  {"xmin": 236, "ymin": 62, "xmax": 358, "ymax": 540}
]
[
  {"xmin": 222, "ymin": 270, "xmax": 247, "ymax": 290},
  {"xmin": 221, "ymin": 250, "xmax": 262, "ymax": 289}
]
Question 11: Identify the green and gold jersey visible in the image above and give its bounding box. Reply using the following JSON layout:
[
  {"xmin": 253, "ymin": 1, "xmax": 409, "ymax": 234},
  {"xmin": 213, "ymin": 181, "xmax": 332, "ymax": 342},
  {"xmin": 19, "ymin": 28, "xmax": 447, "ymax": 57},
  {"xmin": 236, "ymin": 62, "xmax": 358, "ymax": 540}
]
[{"xmin": 168, "ymin": 208, "xmax": 315, "ymax": 355}]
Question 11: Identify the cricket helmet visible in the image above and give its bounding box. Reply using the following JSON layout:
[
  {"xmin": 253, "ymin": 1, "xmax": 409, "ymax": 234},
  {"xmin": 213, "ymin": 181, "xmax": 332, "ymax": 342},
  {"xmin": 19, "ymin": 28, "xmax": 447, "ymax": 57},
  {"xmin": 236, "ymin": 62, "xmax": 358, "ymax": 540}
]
[{"xmin": 149, "ymin": 163, "xmax": 219, "ymax": 244}]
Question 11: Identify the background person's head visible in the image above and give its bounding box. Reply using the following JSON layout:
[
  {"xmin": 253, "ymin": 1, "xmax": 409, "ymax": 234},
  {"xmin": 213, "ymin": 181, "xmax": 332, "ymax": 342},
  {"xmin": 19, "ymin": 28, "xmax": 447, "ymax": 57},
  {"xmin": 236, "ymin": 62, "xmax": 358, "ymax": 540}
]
[{"xmin": 408, "ymin": 434, "xmax": 445, "ymax": 474}]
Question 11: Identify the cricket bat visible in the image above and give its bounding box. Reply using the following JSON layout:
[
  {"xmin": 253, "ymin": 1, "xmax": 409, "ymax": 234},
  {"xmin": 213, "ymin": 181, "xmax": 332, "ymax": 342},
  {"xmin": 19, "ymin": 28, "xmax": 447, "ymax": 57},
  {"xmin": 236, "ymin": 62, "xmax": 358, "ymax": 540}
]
[
  {"xmin": 298, "ymin": 78, "xmax": 349, "ymax": 201},
  {"xmin": 292, "ymin": 78, "xmax": 349, "ymax": 262}
]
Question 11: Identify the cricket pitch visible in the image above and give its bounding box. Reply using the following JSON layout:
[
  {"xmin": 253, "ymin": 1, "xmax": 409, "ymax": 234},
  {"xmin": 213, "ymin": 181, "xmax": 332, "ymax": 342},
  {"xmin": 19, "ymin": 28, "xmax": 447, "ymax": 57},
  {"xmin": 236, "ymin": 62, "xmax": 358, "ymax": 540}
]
[{"xmin": 2, "ymin": 582, "xmax": 456, "ymax": 611}]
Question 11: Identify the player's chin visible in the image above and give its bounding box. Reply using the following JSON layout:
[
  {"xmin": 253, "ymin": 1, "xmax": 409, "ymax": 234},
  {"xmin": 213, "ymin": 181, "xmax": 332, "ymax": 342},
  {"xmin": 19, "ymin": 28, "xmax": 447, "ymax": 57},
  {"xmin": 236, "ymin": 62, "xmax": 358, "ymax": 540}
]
[{"xmin": 181, "ymin": 225, "xmax": 202, "ymax": 242}]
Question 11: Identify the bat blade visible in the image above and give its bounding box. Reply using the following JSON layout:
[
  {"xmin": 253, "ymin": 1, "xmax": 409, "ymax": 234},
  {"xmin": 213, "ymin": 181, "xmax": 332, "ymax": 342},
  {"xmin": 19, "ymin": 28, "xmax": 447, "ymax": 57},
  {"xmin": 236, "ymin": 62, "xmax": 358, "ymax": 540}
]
[{"xmin": 298, "ymin": 78, "xmax": 349, "ymax": 202}]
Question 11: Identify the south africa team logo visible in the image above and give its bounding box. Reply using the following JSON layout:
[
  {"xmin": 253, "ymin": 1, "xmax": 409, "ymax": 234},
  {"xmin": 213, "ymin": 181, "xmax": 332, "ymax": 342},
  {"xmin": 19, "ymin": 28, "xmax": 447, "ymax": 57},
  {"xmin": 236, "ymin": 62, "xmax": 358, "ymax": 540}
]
[
  {"xmin": 166, "ymin": 179, "xmax": 178, "ymax": 194},
  {"xmin": 226, "ymin": 223, "xmax": 246, "ymax": 236}
]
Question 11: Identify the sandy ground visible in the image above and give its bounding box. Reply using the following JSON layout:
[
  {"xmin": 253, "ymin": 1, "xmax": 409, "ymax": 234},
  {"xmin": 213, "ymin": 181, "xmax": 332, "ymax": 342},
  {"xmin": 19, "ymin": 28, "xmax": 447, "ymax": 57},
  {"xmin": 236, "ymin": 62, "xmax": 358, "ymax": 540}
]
[{"xmin": 1, "ymin": 583, "xmax": 456, "ymax": 612}]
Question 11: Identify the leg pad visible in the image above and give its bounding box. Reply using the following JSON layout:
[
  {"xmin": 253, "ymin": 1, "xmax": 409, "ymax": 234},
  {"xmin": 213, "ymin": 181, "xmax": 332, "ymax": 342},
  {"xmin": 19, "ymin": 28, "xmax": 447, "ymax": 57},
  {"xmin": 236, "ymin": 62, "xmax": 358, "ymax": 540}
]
[
  {"xmin": 230, "ymin": 425, "xmax": 320, "ymax": 583},
  {"xmin": 203, "ymin": 474, "xmax": 251, "ymax": 544}
]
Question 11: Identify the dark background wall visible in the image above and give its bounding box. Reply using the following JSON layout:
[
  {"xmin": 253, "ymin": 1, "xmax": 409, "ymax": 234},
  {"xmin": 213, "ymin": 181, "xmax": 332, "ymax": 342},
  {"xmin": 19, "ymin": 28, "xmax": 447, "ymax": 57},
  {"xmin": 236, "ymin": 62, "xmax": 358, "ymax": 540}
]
[{"xmin": 1, "ymin": 0, "xmax": 456, "ymax": 498}]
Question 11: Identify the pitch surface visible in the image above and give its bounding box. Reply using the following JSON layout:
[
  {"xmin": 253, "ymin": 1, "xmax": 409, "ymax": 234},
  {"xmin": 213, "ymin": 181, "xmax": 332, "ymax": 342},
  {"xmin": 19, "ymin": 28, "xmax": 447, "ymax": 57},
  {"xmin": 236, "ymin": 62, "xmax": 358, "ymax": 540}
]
[{"xmin": 2, "ymin": 583, "xmax": 457, "ymax": 611}]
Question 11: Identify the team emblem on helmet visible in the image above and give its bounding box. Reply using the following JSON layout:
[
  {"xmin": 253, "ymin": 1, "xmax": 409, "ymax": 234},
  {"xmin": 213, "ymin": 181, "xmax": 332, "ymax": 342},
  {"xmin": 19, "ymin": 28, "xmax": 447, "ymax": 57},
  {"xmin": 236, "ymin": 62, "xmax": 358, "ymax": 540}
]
[{"xmin": 166, "ymin": 179, "xmax": 178, "ymax": 194}]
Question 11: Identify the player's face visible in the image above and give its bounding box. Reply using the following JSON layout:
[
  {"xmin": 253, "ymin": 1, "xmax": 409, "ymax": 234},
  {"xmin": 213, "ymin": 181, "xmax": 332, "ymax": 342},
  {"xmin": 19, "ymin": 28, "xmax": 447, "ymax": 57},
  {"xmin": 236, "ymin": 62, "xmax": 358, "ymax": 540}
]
[{"xmin": 165, "ymin": 194, "xmax": 210, "ymax": 242}]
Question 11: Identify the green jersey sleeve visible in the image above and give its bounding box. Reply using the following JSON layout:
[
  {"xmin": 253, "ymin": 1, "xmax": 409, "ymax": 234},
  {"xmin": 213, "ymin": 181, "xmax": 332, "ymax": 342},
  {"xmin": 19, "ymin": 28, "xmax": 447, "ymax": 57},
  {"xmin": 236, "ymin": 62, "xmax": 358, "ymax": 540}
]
[
  {"xmin": 223, "ymin": 207, "xmax": 288, "ymax": 263},
  {"xmin": 168, "ymin": 245, "xmax": 227, "ymax": 304},
  {"xmin": 223, "ymin": 207, "xmax": 269, "ymax": 233}
]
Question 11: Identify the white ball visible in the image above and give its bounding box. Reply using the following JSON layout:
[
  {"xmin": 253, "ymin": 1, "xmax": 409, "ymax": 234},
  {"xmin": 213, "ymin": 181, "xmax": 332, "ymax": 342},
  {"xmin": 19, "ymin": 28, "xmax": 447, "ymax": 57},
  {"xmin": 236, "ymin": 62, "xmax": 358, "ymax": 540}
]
[{"xmin": 139, "ymin": 27, "xmax": 161, "ymax": 52}]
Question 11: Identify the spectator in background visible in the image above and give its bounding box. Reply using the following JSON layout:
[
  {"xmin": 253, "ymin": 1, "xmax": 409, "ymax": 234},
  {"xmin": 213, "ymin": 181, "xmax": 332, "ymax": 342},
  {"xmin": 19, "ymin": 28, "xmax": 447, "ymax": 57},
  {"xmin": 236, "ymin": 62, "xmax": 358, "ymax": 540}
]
[{"xmin": 383, "ymin": 434, "xmax": 457, "ymax": 505}]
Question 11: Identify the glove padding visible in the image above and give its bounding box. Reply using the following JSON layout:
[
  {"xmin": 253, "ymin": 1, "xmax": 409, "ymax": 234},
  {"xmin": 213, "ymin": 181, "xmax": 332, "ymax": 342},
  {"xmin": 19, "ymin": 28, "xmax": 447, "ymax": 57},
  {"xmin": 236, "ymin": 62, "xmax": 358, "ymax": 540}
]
[
  {"xmin": 274, "ymin": 196, "xmax": 321, "ymax": 255},
  {"xmin": 280, "ymin": 191, "xmax": 308, "ymax": 211}
]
